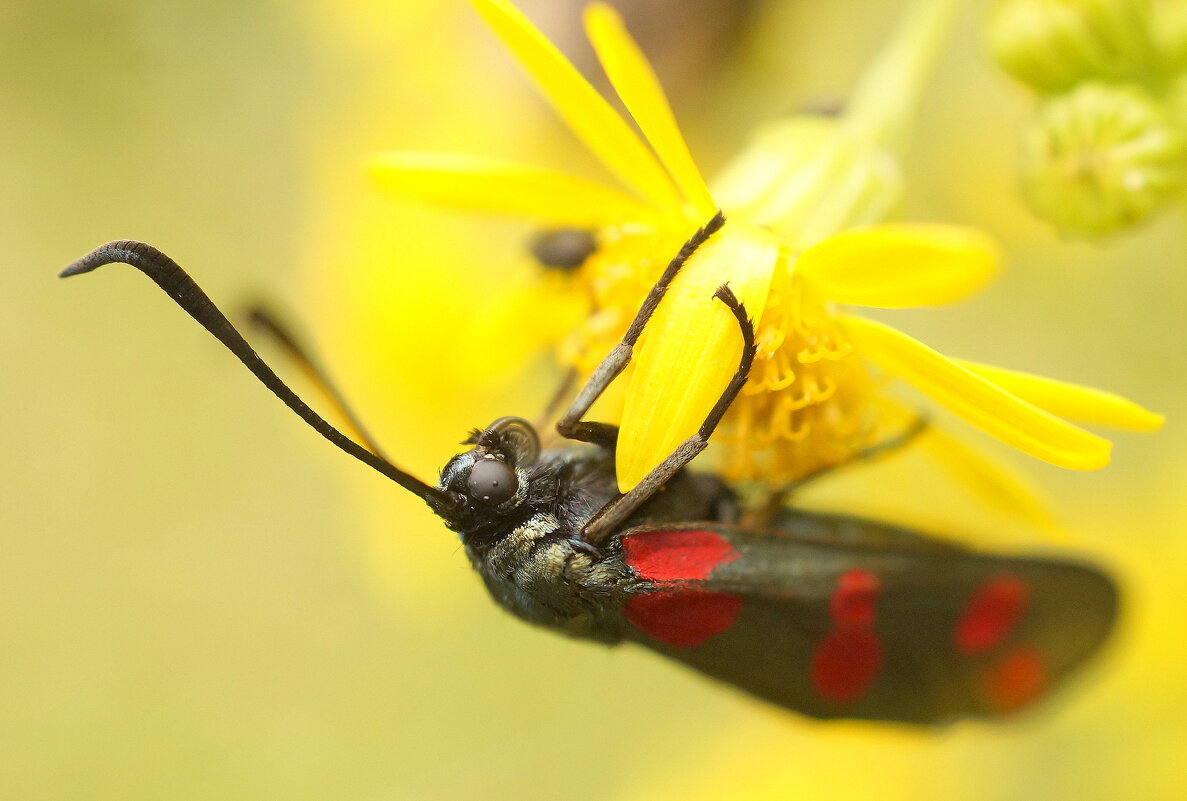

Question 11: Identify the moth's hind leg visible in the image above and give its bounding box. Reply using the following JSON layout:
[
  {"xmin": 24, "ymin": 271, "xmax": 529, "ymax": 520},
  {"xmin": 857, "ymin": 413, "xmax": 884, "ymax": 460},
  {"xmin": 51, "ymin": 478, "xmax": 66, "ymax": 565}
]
[{"xmin": 742, "ymin": 415, "xmax": 930, "ymax": 528}]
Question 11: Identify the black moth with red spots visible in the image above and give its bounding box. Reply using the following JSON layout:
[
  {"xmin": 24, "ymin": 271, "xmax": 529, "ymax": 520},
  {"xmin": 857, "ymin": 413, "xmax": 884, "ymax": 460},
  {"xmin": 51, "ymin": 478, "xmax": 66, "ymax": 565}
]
[
  {"xmin": 62, "ymin": 216, "xmax": 1117, "ymax": 726},
  {"xmin": 438, "ymin": 423, "xmax": 1115, "ymax": 724}
]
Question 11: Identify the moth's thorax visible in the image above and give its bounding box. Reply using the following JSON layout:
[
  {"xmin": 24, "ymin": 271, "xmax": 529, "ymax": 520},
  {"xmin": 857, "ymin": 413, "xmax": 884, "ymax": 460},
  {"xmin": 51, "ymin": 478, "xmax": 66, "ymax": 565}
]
[{"xmin": 465, "ymin": 509, "xmax": 637, "ymax": 641}]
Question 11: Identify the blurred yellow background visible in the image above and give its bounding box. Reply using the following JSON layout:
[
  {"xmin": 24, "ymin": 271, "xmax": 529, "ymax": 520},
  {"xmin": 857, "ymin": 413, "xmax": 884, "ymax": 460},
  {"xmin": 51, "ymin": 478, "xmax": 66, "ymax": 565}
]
[{"xmin": 4, "ymin": 0, "xmax": 1184, "ymax": 799}]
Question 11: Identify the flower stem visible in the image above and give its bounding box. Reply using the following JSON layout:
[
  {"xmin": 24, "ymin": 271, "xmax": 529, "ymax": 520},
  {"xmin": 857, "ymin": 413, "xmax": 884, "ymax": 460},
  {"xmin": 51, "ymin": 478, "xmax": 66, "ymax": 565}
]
[{"xmin": 842, "ymin": 0, "xmax": 962, "ymax": 153}]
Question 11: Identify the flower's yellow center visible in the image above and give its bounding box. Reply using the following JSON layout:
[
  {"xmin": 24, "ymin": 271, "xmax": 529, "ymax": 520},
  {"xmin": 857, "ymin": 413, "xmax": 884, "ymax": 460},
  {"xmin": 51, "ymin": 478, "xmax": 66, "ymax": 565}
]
[
  {"xmin": 560, "ymin": 225, "xmax": 688, "ymax": 377},
  {"xmin": 719, "ymin": 262, "xmax": 878, "ymax": 484}
]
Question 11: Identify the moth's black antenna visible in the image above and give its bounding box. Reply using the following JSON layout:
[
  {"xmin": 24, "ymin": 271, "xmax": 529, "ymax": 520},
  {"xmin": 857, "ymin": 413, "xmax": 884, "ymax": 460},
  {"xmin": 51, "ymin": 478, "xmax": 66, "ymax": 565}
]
[
  {"xmin": 245, "ymin": 305, "xmax": 388, "ymax": 460},
  {"xmin": 60, "ymin": 241, "xmax": 450, "ymax": 511}
]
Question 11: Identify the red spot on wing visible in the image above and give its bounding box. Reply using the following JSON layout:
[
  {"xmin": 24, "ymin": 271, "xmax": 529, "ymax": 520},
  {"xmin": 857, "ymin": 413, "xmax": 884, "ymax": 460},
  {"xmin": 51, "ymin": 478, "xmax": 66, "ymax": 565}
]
[
  {"xmin": 623, "ymin": 529, "xmax": 738, "ymax": 582},
  {"xmin": 983, "ymin": 646, "xmax": 1049, "ymax": 712},
  {"xmin": 625, "ymin": 589, "xmax": 743, "ymax": 648},
  {"xmin": 810, "ymin": 627, "xmax": 885, "ymax": 704},
  {"xmin": 811, "ymin": 570, "xmax": 885, "ymax": 704},
  {"xmin": 955, "ymin": 575, "xmax": 1029, "ymax": 655},
  {"xmin": 829, "ymin": 569, "xmax": 881, "ymax": 627},
  {"xmin": 622, "ymin": 530, "xmax": 742, "ymax": 648}
]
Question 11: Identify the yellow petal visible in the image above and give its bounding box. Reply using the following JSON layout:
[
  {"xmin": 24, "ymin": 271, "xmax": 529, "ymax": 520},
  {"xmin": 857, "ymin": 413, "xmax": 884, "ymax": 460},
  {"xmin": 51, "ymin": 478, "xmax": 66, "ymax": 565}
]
[
  {"xmin": 369, "ymin": 152, "xmax": 653, "ymax": 225},
  {"xmin": 468, "ymin": 0, "xmax": 682, "ymax": 211},
  {"xmin": 920, "ymin": 427, "xmax": 1062, "ymax": 538},
  {"xmin": 840, "ymin": 314, "xmax": 1112, "ymax": 470},
  {"xmin": 956, "ymin": 359, "xmax": 1165, "ymax": 432},
  {"xmin": 617, "ymin": 223, "xmax": 780, "ymax": 491},
  {"xmin": 798, "ymin": 224, "xmax": 999, "ymax": 308},
  {"xmin": 583, "ymin": 3, "xmax": 716, "ymax": 218},
  {"xmin": 459, "ymin": 273, "xmax": 587, "ymax": 383}
]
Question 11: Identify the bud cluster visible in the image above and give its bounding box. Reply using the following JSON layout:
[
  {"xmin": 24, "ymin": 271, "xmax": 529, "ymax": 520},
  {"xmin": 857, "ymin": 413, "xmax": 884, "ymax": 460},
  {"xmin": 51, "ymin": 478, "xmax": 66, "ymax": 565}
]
[{"xmin": 986, "ymin": 0, "xmax": 1187, "ymax": 236}]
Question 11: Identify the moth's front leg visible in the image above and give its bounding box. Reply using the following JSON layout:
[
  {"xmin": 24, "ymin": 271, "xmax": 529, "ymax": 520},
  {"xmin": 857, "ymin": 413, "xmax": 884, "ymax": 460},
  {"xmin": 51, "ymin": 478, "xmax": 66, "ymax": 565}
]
[{"xmin": 580, "ymin": 284, "xmax": 757, "ymax": 544}]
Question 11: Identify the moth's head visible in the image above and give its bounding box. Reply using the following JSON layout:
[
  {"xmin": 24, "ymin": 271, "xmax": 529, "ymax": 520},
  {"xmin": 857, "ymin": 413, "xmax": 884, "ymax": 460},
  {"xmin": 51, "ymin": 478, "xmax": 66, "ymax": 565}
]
[{"xmin": 434, "ymin": 416, "xmax": 541, "ymax": 533}]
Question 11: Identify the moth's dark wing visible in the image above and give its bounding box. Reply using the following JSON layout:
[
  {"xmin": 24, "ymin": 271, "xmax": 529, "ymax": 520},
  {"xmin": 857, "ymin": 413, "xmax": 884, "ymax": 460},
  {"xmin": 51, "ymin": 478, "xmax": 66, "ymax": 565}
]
[{"xmin": 613, "ymin": 512, "xmax": 1117, "ymax": 725}]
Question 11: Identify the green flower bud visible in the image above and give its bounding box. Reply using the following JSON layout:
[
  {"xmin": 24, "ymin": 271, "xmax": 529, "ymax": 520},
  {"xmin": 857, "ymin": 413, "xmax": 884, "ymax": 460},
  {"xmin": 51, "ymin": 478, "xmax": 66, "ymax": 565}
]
[
  {"xmin": 986, "ymin": 0, "xmax": 1160, "ymax": 93},
  {"xmin": 1020, "ymin": 82, "xmax": 1187, "ymax": 236}
]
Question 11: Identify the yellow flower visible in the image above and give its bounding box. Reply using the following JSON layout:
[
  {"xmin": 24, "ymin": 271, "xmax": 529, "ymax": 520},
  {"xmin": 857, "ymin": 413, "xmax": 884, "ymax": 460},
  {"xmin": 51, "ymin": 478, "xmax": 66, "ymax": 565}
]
[{"xmin": 371, "ymin": 0, "xmax": 1161, "ymax": 492}]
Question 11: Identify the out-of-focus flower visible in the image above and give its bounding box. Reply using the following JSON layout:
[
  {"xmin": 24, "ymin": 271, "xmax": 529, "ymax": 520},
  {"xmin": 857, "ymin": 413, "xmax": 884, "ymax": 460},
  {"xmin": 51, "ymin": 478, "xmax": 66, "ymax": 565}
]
[
  {"xmin": 1021, "ymin": 82, "xmax": 1187, "ymax": 236},
  {"xmin": 986, "ymin": 0, "xmax": 1187, "ymax": 236},
  {"xmin": 372, "ymin": 0, "xmax": 1161, "ymax": 493}
]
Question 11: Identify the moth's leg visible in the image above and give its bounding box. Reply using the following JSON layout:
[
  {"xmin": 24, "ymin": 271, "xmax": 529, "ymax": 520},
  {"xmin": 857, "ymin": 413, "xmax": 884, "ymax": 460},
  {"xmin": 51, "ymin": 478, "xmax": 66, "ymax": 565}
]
[
  {"xmin": 582, "ymin": 284, "xmax": 757, "ymax": 544},
  {"xmin": 741, "ymin": 416, "xmax": 929, "ymax": 528},
  {"xmin": 556, "ymin": 211, "xmax": 725, "ymax": 449},
  {"xmin": 788, "ymin": 415, "xmax": 929, "ymax": 492},
  {"xmin": 246, "ymin": 305, "xmax": 388, "ymax": 459},
  {"xmin": 537, "ymin": 367, "xmax": 577, "ymax": 426}
]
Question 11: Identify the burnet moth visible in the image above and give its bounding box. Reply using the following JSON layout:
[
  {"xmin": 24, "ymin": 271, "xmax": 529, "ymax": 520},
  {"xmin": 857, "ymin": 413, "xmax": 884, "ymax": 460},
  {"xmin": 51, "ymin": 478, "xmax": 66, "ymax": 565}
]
[{"xmin": 61, "ymin": 212, "xmax": 1116, "ymax": 724}]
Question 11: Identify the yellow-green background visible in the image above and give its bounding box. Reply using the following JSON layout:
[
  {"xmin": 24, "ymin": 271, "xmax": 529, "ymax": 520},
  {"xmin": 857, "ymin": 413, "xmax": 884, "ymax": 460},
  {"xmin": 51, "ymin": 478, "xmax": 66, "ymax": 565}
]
[{"xmin": 4, "ymin": 1, "xmax": 1183, "ymax": 798}]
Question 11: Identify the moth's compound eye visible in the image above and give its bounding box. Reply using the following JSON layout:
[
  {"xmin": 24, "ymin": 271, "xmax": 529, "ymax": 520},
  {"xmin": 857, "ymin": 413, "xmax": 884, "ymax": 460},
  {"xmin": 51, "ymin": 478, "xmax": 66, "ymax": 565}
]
[
  {"xmin": 529, "ymin": 228, "xmax": 596, "ymax": 271},
  {"xmin": 467, "ymin": 458, "xmax": 518, "ymax": 505}
]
